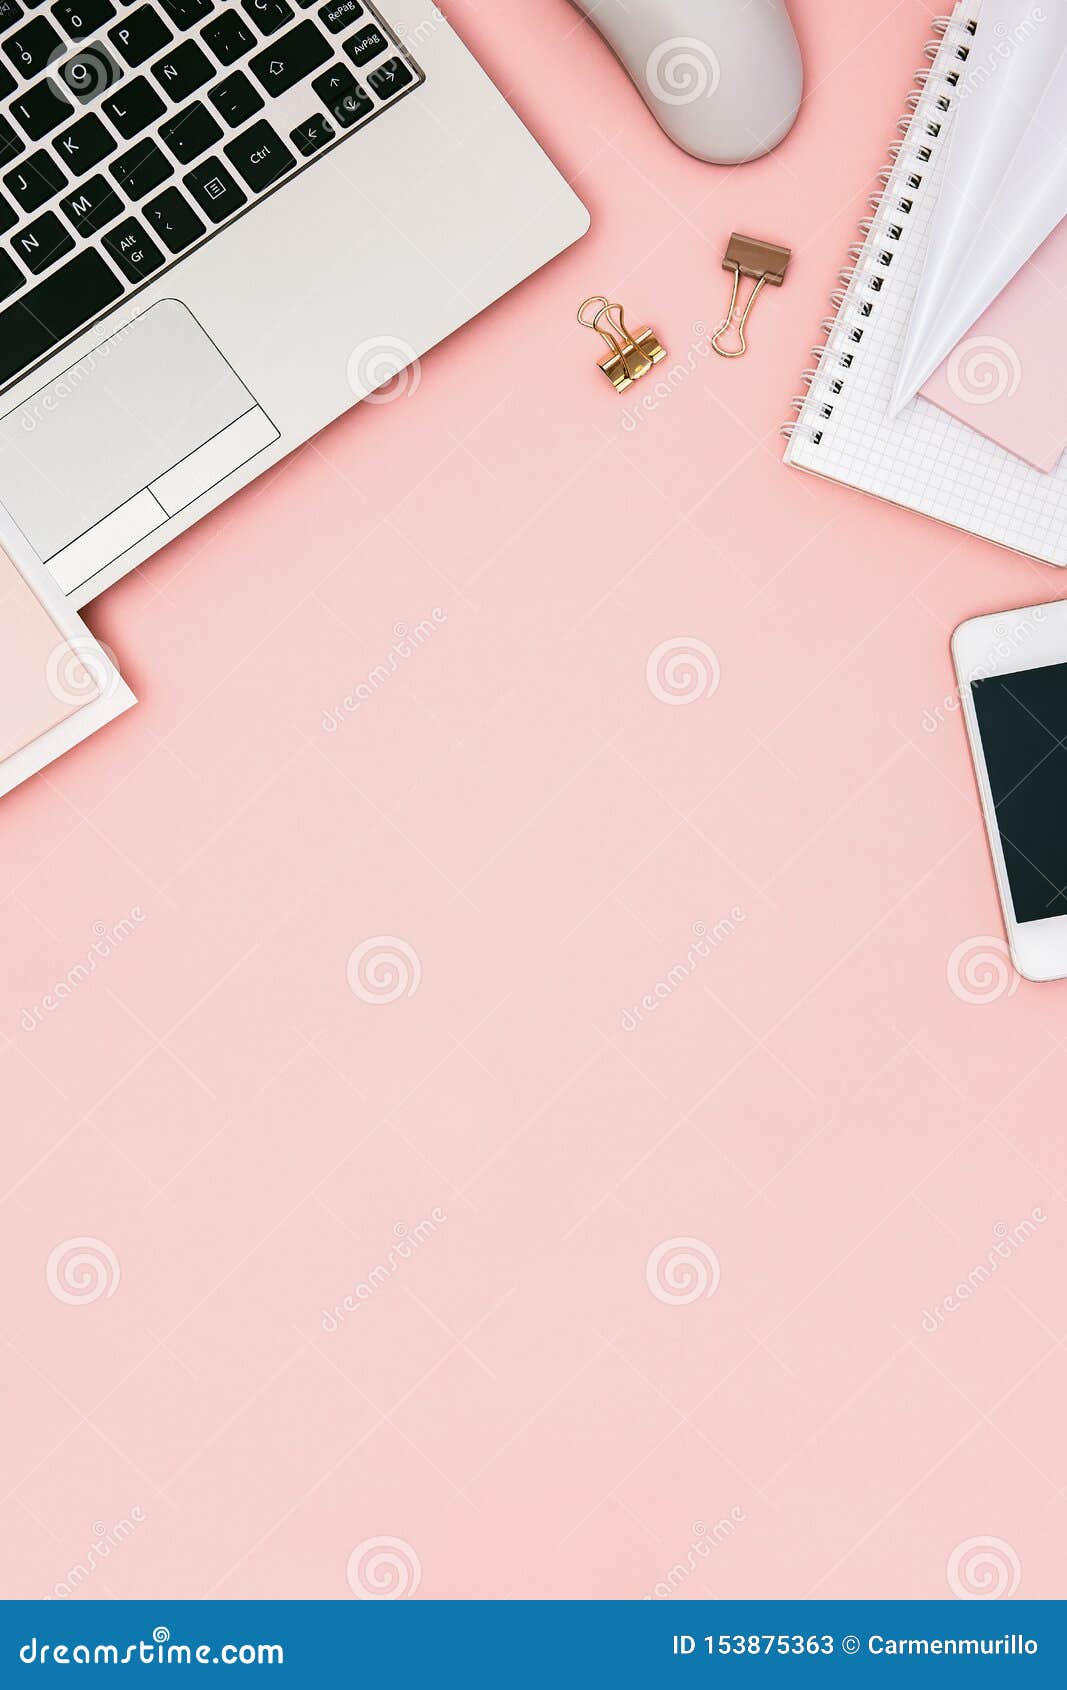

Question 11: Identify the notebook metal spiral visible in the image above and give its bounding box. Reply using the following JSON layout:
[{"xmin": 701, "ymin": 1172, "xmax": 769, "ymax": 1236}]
[{"xmin": 781, "ymin": 12, "xmax": 979, "ymax": 445}]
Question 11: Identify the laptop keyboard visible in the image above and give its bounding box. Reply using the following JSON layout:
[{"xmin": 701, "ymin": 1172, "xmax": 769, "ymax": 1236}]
[{"xmin": 0, "ymin": 0, "xmax": 424, "ymax": 391}]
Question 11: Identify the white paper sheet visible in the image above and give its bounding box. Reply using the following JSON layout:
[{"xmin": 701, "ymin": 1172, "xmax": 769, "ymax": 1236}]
[
  {"xmin": 0, "ymin": 508, "xmax": 135, "ymax": 800},
  {"xmin": 891, "ymin": 0, "xmax": 1067, "ymax": 413}
]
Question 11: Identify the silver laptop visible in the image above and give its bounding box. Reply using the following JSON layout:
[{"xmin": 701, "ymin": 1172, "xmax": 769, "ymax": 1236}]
[{"xmin": 0, "ymin": 0, "xmax": 588, "ymax": 608}]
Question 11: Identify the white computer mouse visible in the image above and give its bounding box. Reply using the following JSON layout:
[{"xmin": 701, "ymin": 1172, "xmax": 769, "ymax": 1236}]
[{"xmin": 571, "ymin": 0, "xmax": 803, "ymax": 165}]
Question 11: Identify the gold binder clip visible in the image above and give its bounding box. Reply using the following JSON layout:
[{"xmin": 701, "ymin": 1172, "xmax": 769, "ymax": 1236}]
[
  {"xmin": 578, "ymin": 295, "xmax": 667, "ymax": 393},
  {"xmin": 711, "ymin": 234, "xmax": 792, "ymax": 358}
]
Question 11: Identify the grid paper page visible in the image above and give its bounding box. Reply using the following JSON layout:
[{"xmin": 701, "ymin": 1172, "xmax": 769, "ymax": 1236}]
[{"xmin": 785, "ymin": 5, "xmax": 1067, "ymax": 569}]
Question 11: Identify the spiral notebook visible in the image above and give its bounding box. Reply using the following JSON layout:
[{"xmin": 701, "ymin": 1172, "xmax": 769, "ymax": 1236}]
[{"xmin": 784, "ymin": 5, "xmax": 1067, "ymax": 568}]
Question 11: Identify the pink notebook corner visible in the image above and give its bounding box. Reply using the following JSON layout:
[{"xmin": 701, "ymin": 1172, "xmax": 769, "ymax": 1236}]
[
  {"xmin": 0, "ymin": 545, "xmax": 101, "ymax": 765},
  {"xmin": 920, "ymin": 217, "xmax": 1067, "ymax": 475}
]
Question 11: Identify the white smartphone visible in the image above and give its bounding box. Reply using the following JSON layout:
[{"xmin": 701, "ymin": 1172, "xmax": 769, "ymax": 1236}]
[{"xmin": 953, "ymin": 600, "xmax": 1067, "ymax": 982}]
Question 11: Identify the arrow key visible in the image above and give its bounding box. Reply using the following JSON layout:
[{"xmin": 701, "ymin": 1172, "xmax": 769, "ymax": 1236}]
[
  {"xmin": 290, "ymin": 113, "xmax": 334, "ymax": 156},
  {"xmin": 311, "ymin": 62, "xmax": 355, "ymax": 106}
]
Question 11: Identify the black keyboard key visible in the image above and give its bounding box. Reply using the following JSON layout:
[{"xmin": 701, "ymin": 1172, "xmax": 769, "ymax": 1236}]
[
  {"xmin": 249, "ymin": 19, "xmax": 329, "ymax": 95},
  {"xmin": 368, "ymin": 56, "xmax": 412, "ymax": 98},
  {"xmin": 109, "ymin": 2, "xmax": 171, "ymax": 66},
  {"xmin": 59, "ymin": 168, "xmax": 122, "ymax": 231},
  {"xmin": 59, "ymin": 40, "xmax": 123, "ymax": 100},
  {"xmin": 4, "ymin": 146, "xmax": 65, "ymax": 210},
  {"xmin": 0, "ymin": 193, "xmax": 17, "ymax": 235},
  {"xmin": 158, "ymin": 0, "xmax": 212, "ymax": 26},
  {"xmin": 310, "ymin": 61, "xmax": 352, "ymax": 105},
  {"xmin": 0, "ymin": 114, "xmax": 26, "ymax": 163},
  {"xmin": 151, "ymin": 37, "xmax": 212, "ymax": 99},
  {"xmin": 142, "ymin": 182, "xmax": 202, "ymax": 249},
  {"xmin": 310, "ymin": 60, "xmax": 366, "ymax": 124},
  {"xmin": 223, "ymin": 117, "xmax": 292, "ymax": 192},
  {"xmin": 102, "ymin": 72, "xmax": 164, "ymax": 136},
  {"xmin": 0, "ymin": 249, "xmax": 22, "ymax": 303},
  {"xmin": 102, "ymin": 212, "xmax": 163, "ymax": 278},
  {"xmin": 332, "ymin": 81, "xmax": 370, "ymax": 125},
  {"xmin": 320, "ymin": 1, "xmax": 363, "ymax": 33},
  {"xmin": 208, "ymin": 68, "xmax": 262, "ymax": 127},
  {"xmin": 290, "ymin": 111, "xmax": 332, "ymax": 155},
  {"xmin": 52, "ymin": 1, "xmax": 116, "ymax": 39},
  {"xmin": 50, "ymin": 0, "xmax": 108, "ymax": 45},
  {"xmin": 12, "ymin": 207, "xmax": 74, "ymax": 273},
  {"xmin": 0, "ymin": 62, "xmax": 16, "ymax": 101},
  {"xmin": 4, "ymin": 16, "xmax": 63, "ymax": 78},
  {"xmin": 0, "ymin": 1, "xmax": 24, "ymax": 31},
  {"xmin": 0, "ymin": 245, "xmax": 121, "ymax": 386},
  {"xmin": 241, "ymin": 0, "xmax": 292, "ymax": 36},
  {"xmin": 201, "ymin": 9, "xmax": 254, "ymax": 65},
  {"xmin": 158, "ymin": 98, "xmax": 220, "ymax": 161},
  {"xmin": 110, "ymin": 133, "xmax": 171, "ymax": 196},
  {"xmin": 343, "ymin": 24, "xmax": 385, "ymax": 66},
  {"xmin": 11, "ymin": 78, "xmax": 72, "ymax": 139},
  {"xmin": 53, "ymin": 109, "xmax": 115, "ymax": 172},
  {"xmin": 184, "ymin": 155, "xmax": 245, "ymax": 221}
]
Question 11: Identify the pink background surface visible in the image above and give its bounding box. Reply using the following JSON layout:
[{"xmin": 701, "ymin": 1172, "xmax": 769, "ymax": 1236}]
[{"xmin": 2, "ymin": 0, "xmax": 1065, "ymax": 1602}]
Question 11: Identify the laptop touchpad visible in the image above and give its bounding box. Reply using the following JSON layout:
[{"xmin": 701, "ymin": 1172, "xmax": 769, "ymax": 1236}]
[{"xmin": 0, "ymin": 299, "xmax": 279, "ymax": 599}]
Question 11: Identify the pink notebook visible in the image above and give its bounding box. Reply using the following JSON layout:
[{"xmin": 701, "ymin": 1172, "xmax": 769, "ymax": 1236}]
[
  {"xmin": 921, "ymin": 218, "xmax": 1067, "ymax": 474},
  {"xmin": 0, "ymin": 543, "xmax": 100, "ymax": 763}
]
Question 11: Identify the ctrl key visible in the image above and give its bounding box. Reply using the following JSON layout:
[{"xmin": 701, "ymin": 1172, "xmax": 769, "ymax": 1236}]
[
  {"xmin": 102, "ymin": 216, "xmax": 165, "ymax": 282},
  {"xmin": 224, "ymin": 120, "xmax": 294, "ymax": 194}
]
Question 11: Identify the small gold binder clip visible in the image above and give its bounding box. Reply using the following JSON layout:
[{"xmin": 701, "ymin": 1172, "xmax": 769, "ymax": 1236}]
[
  {"xmin": 578, "ymin": 295, "xmax": 667, "ymax": 393},
  {"xmin": 711, "ymin": 234, "xmax": 792, "ymax": 358}
]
